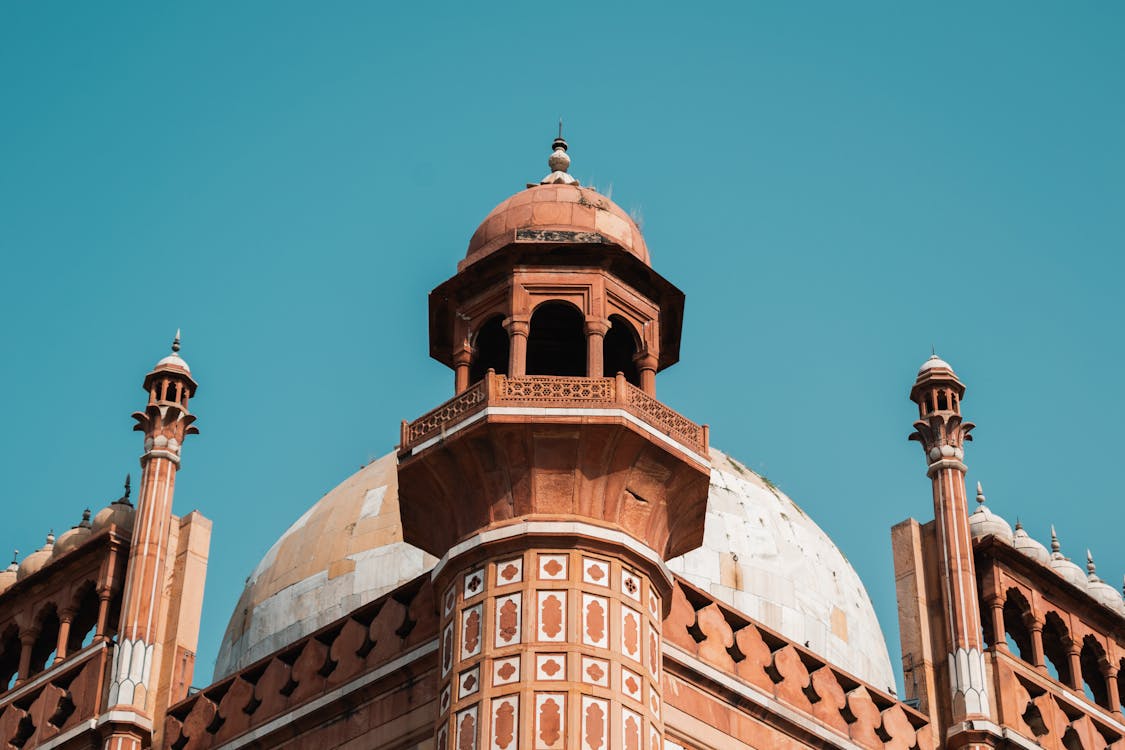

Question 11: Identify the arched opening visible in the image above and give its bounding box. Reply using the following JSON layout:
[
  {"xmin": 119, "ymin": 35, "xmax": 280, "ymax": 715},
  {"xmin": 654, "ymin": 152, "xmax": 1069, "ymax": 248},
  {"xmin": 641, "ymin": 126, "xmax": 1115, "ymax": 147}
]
[
  {"xmin": 1041, "ymin": 612, "xmax": 1073, "ymax": 686},
  {"xmin": 0, "ymin": 625, "xmax": 20, "ymax": 691},
  {"xmin": 31, "ymin": 606, "xmax": 60, "ymax": 674},
  {"xmin": 1079, "ymin": 636, "xmax": 1109, "ymax": 708},
  {"xmin": 526, "ymin": 302, "xmax": 586, "ymax": 377},
  {"xmin": 67, "ymin": 583, "xmax": 100, "ymax": 653},
  {"xmin": 1002, "ymin": 590, "xmax": 1033, "ymax": 661},
  {"xmin": 603, "ymin": 316, "xmax": 640, "ymax": 385},
  {"xmin": 469, "ymin": 316, "xmax": 510, "ymax": 384}
]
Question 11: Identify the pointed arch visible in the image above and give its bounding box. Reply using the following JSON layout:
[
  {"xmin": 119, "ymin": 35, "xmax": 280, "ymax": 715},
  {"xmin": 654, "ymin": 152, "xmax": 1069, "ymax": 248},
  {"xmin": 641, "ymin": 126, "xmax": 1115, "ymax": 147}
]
[
  {"xmin": 603, "ymin": 315, "xmax": 640, "ymax": 385},
  {"xmin": 469, "ymin": 315, "xmax": 509, "ymax": 384}
]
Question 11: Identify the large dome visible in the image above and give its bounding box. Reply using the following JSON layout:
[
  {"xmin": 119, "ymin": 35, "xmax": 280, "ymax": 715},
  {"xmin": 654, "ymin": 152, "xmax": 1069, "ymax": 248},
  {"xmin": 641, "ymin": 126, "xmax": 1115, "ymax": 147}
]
[
  {"xmin": 462, "ymin": 184, "xmax": 650, "ymax": 270},
  {"xmin": 215, "ymin": 449, "xmax": 895, "ymax": 690}
]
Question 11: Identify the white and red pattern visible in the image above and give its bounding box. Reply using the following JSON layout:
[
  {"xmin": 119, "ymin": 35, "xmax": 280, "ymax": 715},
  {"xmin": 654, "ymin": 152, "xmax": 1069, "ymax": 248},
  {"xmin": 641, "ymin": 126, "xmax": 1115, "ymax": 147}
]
[
  {"xmin": 582, "ymin": 558, "xmax": 610, "ymax": 587},
  {"xmin": 537, "ymin": 591, "xmax": 567, "ymax": 642},
  {"xmin": 490, "ymin": 694, "xmax": 519, "ymax": 750},
  {"xmin": 495, "ymin": 557, "xmax": 523, "ymax": 585},
  {"xmin": 621, "ymin": 665, "xmax": 643, "ymax": 701},
  {"xmin": 460, "ymin": 603, "xmax": 483, "ymax": 660},
  {"xmin": 581, "ymin": 656, "xmax": 610, "ymax": 687},
  {"xmin": 621, "ymin": 570, "xmax": 641, "ymax": 601},
  {"xmin": 492, "ymin": 655, "xmax": 520, "ymax": 686},
  {"xmin": 456, "ymin": 705, "xmax": 479, "ymax": 750},
  {"xmin": 620, "ymin": 605, "xmax": 642, "ymax": 662},
  {"xmin": 493, "ymin": 593, "xmax": 522, "ymax": 648},
  {"xmin": 458, "ymin": 665, "xmax": 480, "ymax": 699},
  {"xmin": 463, "ymin": 568, "xmax": 486, "ymax": 600},
  {"xmin": 537, "ymin": 554, "xmax": 568, "ymax": 581},
  {"xmin": 580, "ymin": 696, "xmax": 609, "ymax": 750},
  {"xmin": 581, "ymin": 593, "xmax": 609, "ymax": 648},
  {"xmin": 535, "ymin": 653, "xmax": 566, "ymax": 680},
  {"xmin": 534, "ymin": 693, "xmax": 566, "ymax": 750}
]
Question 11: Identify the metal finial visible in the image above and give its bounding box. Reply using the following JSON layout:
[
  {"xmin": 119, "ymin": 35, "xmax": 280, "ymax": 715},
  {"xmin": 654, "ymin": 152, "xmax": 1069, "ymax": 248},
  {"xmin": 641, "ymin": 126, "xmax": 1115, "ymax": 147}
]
[
  {"xmin": 931, "ymin": 344, "xmax": 936, "ymax": 356},
  {"xmin": 10, "ymin": 550, "xmax": 17, "ymax": 565},
  {"xmin": 45, "ymin": 530, "xmax": 55, "ymax": 546},
  {"xmin": 1086, "ymin": 549, "xmax": 1096, "ymax": 576},
  {"xmin": 172, "ymin": 329, "xmax": 182, "ymax": 354},
  {"xmin": 124, "ymin": 473, "xmax": 131, "ymax": 500},
  {"xmin": 975, "ymin": 482, "xmax": 985, "ymax": 506},
  {"xmin": 80, "ymin": 508, "xmax": 92, "ymax": 529},
  {"xmin": 1014, "ymin": 517, "xmax": 1023, "ymax": 531},
  {"xmin": 1050, "ymin": 525, "xmax": 1060, "ymax": 553},
  {"xmin": 558, "ymin": 118, "xmax": 563, "ymax": 139}
]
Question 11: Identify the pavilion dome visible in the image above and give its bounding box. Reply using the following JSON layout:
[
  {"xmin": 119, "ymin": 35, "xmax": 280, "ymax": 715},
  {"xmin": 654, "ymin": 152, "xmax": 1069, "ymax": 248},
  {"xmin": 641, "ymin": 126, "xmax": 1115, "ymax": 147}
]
[
  {"xmin": 215, "ymin": 448, "xmax": 896, "ymax": 691},
  {"xmin": 463, "ymin": 184, "xmax": 650, "ymax": 270},
  {"xmin": 1011, "ymin": 522, "xmax": 1050, "ymax": 564}
]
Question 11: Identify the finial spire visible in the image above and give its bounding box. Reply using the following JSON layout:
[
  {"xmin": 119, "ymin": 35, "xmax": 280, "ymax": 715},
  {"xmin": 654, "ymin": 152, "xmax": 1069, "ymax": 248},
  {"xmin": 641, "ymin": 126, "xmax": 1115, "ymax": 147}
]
[
  {"xmin": 1086, "ymin": 549, "xmax": 1097, "ymax": 577},
  {"xmin": 172, "ymin": 328, "xmax": 181, "ymax": 354},
  {"xmin": 975, "ymin": 481, "xmax": 985, "ymax": 506},
  {"xmin": 80, "ymin": 508, "xmax": 92, "ymax": 529},
  {"xmin": 1014, "ymin": 517, "xmax": 1023, "ymax": 531},
  {"xmin": 538, "ymin": 125, "xmax": 579, "ymax": 186},
  {"xmin": 1050, "ymin": 525, "xmax": 1060, "ymax": 554}
]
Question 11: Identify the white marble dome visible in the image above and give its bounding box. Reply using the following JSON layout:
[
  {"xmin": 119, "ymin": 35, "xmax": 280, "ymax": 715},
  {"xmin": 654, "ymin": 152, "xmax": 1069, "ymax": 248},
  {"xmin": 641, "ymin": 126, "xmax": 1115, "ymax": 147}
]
[
  {"xmin": 215, "ymin": 448, "xmax": 896, "ymax": 691},
  {"xmin": 1011, "ymin": 522, "xmax": 1050, "ymax": 564}
]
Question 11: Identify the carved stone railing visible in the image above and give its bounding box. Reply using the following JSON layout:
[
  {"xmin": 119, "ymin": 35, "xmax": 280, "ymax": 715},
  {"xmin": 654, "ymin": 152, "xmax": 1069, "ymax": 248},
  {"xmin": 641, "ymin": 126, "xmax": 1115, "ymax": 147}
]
[
  {"xmin": 401, "ymin": 373, "xmax": 708, "ymax": 456},
  {"xmin": 664, "ymin": 578, "xmax": 934, "ymax": 750},
  {"xmin": 164, "ymin": 576, "xmax": 438, "ymax": 750},
  {"xmin": 992, "ymin": 648, "xmax": 1124, "ymax": 749},
  {"xmin": 0, "ymin": 642, "xmax": 110, "ymax": 748}
]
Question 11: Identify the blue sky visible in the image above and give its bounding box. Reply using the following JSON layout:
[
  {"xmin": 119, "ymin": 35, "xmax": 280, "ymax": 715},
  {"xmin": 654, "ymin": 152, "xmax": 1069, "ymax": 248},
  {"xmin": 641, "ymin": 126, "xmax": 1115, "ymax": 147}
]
[{"xmin": 1, "ymin": 3, "xmax": 1122, "ymax": 693}]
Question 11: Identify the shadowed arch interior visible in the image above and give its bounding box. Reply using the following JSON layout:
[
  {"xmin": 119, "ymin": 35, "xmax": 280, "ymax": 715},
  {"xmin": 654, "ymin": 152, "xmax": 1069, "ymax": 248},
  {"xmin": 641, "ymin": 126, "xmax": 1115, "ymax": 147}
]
[
  {"xmin": 469, "ymin": 315, "xmax": 509, "ymax": 383},
  {"xmin": 603, "ymin": 315, "xmax": 640, "ymax": 385},
  {"xmin": 527, "ymin": 302, "xmax": 586, "ymax": 377}
]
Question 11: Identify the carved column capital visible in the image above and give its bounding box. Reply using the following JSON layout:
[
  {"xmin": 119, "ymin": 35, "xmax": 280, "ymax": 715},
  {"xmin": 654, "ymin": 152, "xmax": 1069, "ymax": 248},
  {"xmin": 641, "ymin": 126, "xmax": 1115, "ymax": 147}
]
[
  {"xmin": 502, "ymin": 317, "xmax": 530, "ymax": 337},
  {"xmin": 584, "ymin": 318, "xmax": 610, "ymax": 337}
]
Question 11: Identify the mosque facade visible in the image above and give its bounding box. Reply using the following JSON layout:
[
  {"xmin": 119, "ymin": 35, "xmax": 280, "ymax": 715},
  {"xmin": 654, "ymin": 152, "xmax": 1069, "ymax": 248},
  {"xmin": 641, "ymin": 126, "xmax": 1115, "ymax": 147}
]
[{"xmin": 0, "ymin": 138, "xmax": 1122, "ymax": 750}]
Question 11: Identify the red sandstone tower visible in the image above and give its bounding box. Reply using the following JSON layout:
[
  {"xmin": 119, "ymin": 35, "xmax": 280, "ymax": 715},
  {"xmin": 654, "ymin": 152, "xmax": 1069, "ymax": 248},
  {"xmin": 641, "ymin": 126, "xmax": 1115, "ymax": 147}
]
[
  {"xmin": 398, "ymin": 136, "xmax": 712, "ymax": 749},
  {"xmin": 103, "ymin": 333, "xmax": 201, "ymax": 750},
  {"xmin": 906, "ymin": 355, "xmax": 990, "ymax": 750}
]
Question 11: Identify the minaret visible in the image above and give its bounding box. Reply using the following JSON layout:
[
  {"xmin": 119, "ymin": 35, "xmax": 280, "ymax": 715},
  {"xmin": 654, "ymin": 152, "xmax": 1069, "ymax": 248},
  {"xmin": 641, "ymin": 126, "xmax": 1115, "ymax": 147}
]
[
  {"xmin": 102, "ymin": 332, "xmax": 199, "ymax": 750},
  {"xmin": 401, "ymin": 138, "xmax": 709, "ymax": 750},
  {"xmin": 907, "ymin": 354, "xmax": 990, "ymax": 748}
]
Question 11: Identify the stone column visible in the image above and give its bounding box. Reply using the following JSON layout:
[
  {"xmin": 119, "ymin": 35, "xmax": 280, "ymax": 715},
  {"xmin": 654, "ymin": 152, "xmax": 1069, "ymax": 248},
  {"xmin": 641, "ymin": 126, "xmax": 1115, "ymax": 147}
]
[
  {"xmin": 584, "ymin": 319, "xmax": 609, "ymax": 379},
  {"xmin": 1104, "ymin": 663, "xmax": 1120, "ymax": 714},
  {"xmin": 453, "ymin": 346, "xmax": 473, "ymax": 394},
  {"xmin": 1066, "ymin": 643, "xmax": 1083, "ymax": 691},
  {"xmin": 16, "ymin": 629, "xmax": 37, "ymax": 685},
  {"xmin": 505, "ymin": 319, "xmax": 529, "ymax": 377},
  {"xmin": 54, "ymin": 609, "xmax": 74, "ymax": 664},
  {"xmin": 1027, "ymin": 618, "xmax": 1046, "ymax": 672},
  {"xmin": 987, "ymin": 597, "xmax": 1006, "ymax": 652},
  {"xmin": 435, "ymin": 538, "xmax": 668, "ymax": 750},
  {"xmin": 634, "ymin": 353, "xmax": 658, "ymax": 396},
  {"xmin": 95, "ymin": 588, "xmax": 113, "ymax": 641}
]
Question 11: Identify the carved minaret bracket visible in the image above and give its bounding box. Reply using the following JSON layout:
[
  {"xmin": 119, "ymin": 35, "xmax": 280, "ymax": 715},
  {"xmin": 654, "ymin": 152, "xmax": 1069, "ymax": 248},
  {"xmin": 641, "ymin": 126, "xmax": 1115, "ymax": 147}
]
[
  {"xmin": 103, "ymin": 332, "xmax": 199, "ymax": 750},
  {"xmin": 907, "ymin": 354, "xmax": 992, "ymax": 744}
]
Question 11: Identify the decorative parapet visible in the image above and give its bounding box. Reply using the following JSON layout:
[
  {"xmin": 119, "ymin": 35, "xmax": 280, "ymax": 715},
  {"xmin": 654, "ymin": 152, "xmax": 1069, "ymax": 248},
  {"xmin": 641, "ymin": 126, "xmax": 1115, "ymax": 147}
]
[
  {"xmin": 401, "ymin": 373, "xmax": 708, "ymax": 456},
  {"xmin": 664, "ymin": 578, "xmax": 934, "ymax": 750},
  {"xmin": 163, "ymin": 576, "xmax": 438, "ymax": 750},
  {"xmin": 0, "ymin": 642, "xmax": 111, "ymax": 748}
]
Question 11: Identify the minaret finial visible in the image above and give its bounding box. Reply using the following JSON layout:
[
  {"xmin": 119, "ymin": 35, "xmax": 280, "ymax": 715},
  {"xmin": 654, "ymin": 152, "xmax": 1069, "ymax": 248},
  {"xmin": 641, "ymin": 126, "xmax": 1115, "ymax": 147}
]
[
  {"xmin": 1050, "ymin": 525, "xmax": 1060, "ymax": 554},
  {"xmin": 932, "ymin": 344, "xmax": 936, "ymax": 356},
  {"xmin": 538, "ymin": 125, "xmax": 578, "ymax": 186},
  {"xmin": 975, "ymin": 481, "xmax": 985, "ymax": 506},
  {"xmin": 1086, "ymin": 549, "xmax": 1097, "ymax": 577},
  {"xmin": 80, "ymin": 508, "xmax": 92, "ymax": 529},
  {"xmin": 172, "ymin": 328, "xmax": 181, "ymax": 354}
]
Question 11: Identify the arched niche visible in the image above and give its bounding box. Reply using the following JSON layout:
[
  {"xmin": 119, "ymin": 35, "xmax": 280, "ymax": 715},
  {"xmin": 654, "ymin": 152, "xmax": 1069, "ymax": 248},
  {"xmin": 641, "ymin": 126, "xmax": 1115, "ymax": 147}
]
[
  {"xmin": 603, "ymin": 315, "xmax": 640, "ymax": 385},
  {"xmin": 1079, "ymin": 635, "xmax": 1109, "ymax": 708},
  {"xmin": 469, "ymin": 315, "xmax": 510, "ymax": 384},
  {"xmin": 1041, "ymin": 612, "xmax": 1073, "ymax": 686},
  {"xmin": 527, "ymin": 301, "xmax": 586, "ymax": 377},
  {"xmin": 1001, "ymin": 589, "xmax": 1033, "ymax": 662},
  {"xmin": 0, "ymin": 625, "xmax": 20, "ymax": 691}
]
